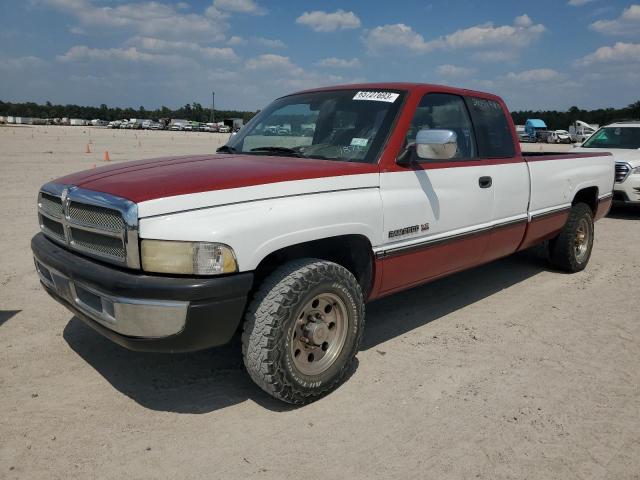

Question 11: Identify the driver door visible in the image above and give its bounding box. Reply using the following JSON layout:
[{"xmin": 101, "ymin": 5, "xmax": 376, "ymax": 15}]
[{"xmin": 378, "ymin": 92, "xmax": 495, "ymax": 294}]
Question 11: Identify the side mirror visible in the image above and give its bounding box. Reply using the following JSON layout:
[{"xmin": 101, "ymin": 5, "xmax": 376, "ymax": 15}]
[{"xmin": 415, "ymin": 129, "xmax": 458, "ymax": 160}]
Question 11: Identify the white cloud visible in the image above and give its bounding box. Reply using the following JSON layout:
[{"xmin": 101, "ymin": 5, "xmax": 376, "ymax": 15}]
[
  {"xmin": 245, "ymin": 54, "xmax": 301, "ymax": 72},
  {"xmin": 296, "ymin": 10, "xmax": 361, "ymax": 32},
  {"xmin": 0, "ymin": 56, "xmax": 47, "ymax": 71},
  {"xmin": 126, "ymin": 37, "xmax": 239, "ymax": 61},
  {"xmin": 505, "ymin": 68, "xmax": 564, "ymax": 82},
  {"xmin": 436, "ymin": 64, "xmax": 475, "ymax": 77},
  {"xmin": 568, "ymin": 0, "xmax": 597, "ymax": 6},
  {"xmin": 226, "ymin": 35, "xmax": 247, "ymax": 46},
  {"xmin": 243, "ymin": 54, "xmax": 355, "ymax": 93},
  {"xmin": 444, "ymin": 17, "xmax": 545, "ymax": 49},
  {"xmin": 590, "ymin": 5, "xmax": 640, "ymax": 36},
  {"xmin": 213, "ymin": 0, "xmax": 266, "ymax": 16},
  {"xmin": 254, "ymin": 37, "xmax": 286, "ymax": 49},
  {"xmin": 315, "ymin": 57, "xmax": 362, "ymax": 68},
  {"xmin": 363, "ymin": 15, "xmax": 545, "ymax": 55},
  {"xmin": 37, "ymin": 0, "xmax": 228, "ymax": 41},
  {"xmin": 56, "ymin": 45, "xmax": 195, "ymax": 68},
  {"xmin": 575, "ymin": 42, "xmax": 640, "ymax": 66},
  {"xmin": 471, "ymin": 50, "xmax": 517, "ymax": 62},
  {"xmin": 364, "ymin": 24, "xmax": 442, "ymax": 54},
  {"xmin": 514, "ymin": 14, "xmax": 533, "ymax": 27}
]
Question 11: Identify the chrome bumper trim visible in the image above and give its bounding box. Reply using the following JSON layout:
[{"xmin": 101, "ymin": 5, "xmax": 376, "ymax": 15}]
[{"xmin": 35, "ymin": 257, "xmax": 187, "ymax": 338}]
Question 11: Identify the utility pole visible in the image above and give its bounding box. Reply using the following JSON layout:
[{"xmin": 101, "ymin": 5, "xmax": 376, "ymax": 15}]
[{"xmin": 211, "ymin": 91, "xmax": 215, "ymax": 123}]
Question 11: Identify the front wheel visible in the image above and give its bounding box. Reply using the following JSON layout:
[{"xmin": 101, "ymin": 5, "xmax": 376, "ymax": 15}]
[
  {"xmin": 242, "ymin": 259, "xmax": 364, "ymax": 404},
  {"xmin": 548, "ymin": 203, "xmax": 594, "ymax": 272}
]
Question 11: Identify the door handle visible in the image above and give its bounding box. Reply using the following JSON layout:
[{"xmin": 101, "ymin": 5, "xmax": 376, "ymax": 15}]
[{"xmin": 479, "ymin": 176, "xmax": 492, "ymax": 188}]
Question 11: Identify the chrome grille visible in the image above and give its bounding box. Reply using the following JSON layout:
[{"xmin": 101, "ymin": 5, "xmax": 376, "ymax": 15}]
[
  {"xmin": 68, "ymin": 202, "xmax": 125, "ymax": 231},
  {"xmin": 70, "ymin": 228, "xmax": 126, "ymax": 259},
  {"xmin": 41, "ymin": 215, "xmax": 65, "ymax": 241},
  {"xmin": 39, "ymin": 193, "xmax": 64, "ymax": 218},
  {"xmin": 615, "ymin": 162, "xmax": 631, "ymax": 183},
  {"xmin": 37, "ymin": 183, "xmax": 140, "ymax": 268}
]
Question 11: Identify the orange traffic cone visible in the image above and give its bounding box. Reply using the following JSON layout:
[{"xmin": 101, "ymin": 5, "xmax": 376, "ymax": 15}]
[
  {"xmin": 103, "ymin": 151, "xmax": 110, "ymax": 161},
  {"xmin": 85, "ymin": 143, "xmax": 91, "ymax": 153}
]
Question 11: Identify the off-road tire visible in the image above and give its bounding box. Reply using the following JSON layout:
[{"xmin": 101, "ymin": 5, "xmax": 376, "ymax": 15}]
[
  {"xmin": 242, "ymin": 258, "xmax": 365, "ymax": 404},
  {"xmin": 549, "ymin": 202, "xmax": 594, "ymax": 272}
]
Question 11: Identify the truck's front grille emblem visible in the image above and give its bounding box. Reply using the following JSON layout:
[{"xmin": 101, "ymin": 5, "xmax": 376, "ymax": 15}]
[{"xmin": 37, "ymin": 183, "xmax": 140, "ymax": 268}]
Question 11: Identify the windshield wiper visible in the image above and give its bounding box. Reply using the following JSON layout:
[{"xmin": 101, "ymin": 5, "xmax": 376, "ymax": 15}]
[
  {"xmin": 249, "ymin": 146, "xmax": 305, "ymax": 157},
  {"xmin": 216, "ymin": 145, "xmax": 237, "ymax": 154}
]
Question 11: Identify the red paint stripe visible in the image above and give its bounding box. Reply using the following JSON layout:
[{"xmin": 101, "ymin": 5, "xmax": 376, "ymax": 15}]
[
  {"xmin": 517, "ymin": 209, "xmax": 570, "ymax": 251},
  {"xmin": 595, "ymin": 197, "xmax": 612, "ymax": 220},
  {"xmin": 369, "ymin": 218, "xmax": 544, "ymax": 298},
  {"xmin": 483, "ymin": 221, "xmax": 528, "ymax": 262},
  {"xmin": 378, "ymin": 229, "xmax": 491, "ymax": 295}
]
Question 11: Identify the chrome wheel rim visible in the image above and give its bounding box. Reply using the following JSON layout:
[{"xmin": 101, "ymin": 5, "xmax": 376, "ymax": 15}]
[
  {"xmin": 575, "ymin": 218, "xmax": 591, "ymax": 263},
  {"xmin": 290, "ymin": 293, "xmax": 348, "ymax": 376}
]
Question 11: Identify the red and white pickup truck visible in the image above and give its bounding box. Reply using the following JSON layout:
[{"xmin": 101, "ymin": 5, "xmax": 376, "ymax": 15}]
[{"xmin": 32, "ymin": 83, "xmax": 614, "ymax": 404}]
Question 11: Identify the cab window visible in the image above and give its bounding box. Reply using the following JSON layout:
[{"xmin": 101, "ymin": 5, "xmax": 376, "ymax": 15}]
[
  {"xmin": 465, "ymin": 97, "xmax": 515, "ymax": 158},
  {"xmin": 405, "ymin": 93, "xmax": 477, "ymax": 160}
]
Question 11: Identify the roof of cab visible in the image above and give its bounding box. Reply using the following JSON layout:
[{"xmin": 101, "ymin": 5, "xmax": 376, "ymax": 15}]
[{"xmin": 288, "ymin": 82, "xmax": 504, "ymax": 102}]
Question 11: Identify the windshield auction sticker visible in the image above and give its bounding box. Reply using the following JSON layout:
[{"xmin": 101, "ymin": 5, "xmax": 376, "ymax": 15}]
[{"xmin": 353, "ymin": 91, "xmax": 399, "ymax": 103}]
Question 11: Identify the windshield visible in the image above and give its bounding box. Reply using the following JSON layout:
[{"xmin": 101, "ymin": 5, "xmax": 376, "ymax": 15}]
[
  {"xmin": 582, "ymin": 126, "xmax": 640, "ymax": 149},
  {"xmin": 223, "ymin": 89, "xmax": 406, "ymax": 163}
]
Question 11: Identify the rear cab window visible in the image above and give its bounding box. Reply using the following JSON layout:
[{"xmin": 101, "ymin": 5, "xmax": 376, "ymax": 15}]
[{"xmin": 464, "ymin": 97, "xmax": 515, "ymax": 158}]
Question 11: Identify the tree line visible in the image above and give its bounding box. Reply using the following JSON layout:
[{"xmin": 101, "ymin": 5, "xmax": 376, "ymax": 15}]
[
  {"xmin": 2, "ymin": 99, "xmax": 639, "ymax": 129},
  {"xmin": 510, "ymin": 101, "xmax": 640, "ymax": 130},
  {"xmin": 0, "ymin": 100, "xmax": 258, "ymax": 123}
]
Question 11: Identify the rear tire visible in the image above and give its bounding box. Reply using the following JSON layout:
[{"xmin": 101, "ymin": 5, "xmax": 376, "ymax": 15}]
[
  {"xmin": 242, "ymin": 259, "xmax": 364, "ymax": 404},
  {"xmin": 549, "ymin": 203, "xmax": 594, "ymax": 272}
]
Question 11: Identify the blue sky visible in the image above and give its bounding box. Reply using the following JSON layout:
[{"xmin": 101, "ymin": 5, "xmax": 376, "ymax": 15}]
[{"xmin": 1, "ymin": 0, "xmax": 639, "ymax": 112}]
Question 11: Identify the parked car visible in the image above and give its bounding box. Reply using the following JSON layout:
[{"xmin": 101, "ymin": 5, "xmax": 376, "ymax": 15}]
[
  {"xmin": 218, "ymin": 125, "xmax": 230, "ymax": 133},
  {"xmin": 547, "ymin": 130, "xmax": 572, "ymax": 144},
  {"xmin": 574, "ymin": 121, "xmax": 640, "ymax": 205},
  {"xmin": 31, "ymin": 83, "xmax": 614, "ymax": 405}
]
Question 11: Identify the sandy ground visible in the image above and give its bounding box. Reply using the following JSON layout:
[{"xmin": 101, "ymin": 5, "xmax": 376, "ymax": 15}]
[{"xmin": 1, "ymin": 126, "xmax": 639, "ymax": 480}]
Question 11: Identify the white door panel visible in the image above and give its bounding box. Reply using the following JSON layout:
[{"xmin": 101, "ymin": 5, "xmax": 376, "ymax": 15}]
[
  {"xmin": 489, "ymin": 162, "xmax": 530, "ymax": 223},
  {"xmin": 379, "ymin": 166, "xmax": 494, "ymax": 247}
]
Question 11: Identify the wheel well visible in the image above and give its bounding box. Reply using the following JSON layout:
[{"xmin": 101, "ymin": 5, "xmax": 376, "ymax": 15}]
[
  {"xmin": 252, "ymin": 235, "xmax": 375, "ymax": 297},
  {"xmin": 572, "ymin": 187, "xmax": 598, "ymax": 214}
]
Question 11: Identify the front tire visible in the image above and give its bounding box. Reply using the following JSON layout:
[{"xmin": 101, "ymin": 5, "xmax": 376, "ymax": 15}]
[
  {"xmin": 549, "ymin": 203, "xmax": 594, "ymax": 272},
  {"xmin": 242, "ymin": 259, "xmax": 364, "ymax": 404}
]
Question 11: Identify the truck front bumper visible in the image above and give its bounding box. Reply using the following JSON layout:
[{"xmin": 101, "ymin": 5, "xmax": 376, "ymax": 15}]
[
  {"xmin": 31, "ymin": 233, "xmax": 253, "ymax": 353},
  {"xmin": 614, "ymin": 174, "xmax": 640, "ymax": 205}
]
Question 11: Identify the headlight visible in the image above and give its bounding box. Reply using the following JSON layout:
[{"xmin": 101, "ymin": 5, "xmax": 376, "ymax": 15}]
[
  {"xmin": 141, "ymin": 240, "xmax": 237, "ymax": 275},
  {"xmin": 631, "ymin": 166, "xmax": 640, "ymax": 175}
]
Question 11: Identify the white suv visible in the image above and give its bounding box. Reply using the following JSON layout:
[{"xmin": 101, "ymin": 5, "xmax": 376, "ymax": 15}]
[{"xmin": 575, "ymin": 122, "xmax": 640, "ymax": 205}]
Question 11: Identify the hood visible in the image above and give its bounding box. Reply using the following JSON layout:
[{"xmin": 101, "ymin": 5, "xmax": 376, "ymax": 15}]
[
  {"xmin": 55, "ymin": 154, "xmax": 379, "ymax": 204},
  {"xmin": 572, "ymin": 147, "xmax": 640, "ymax": 167}
]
